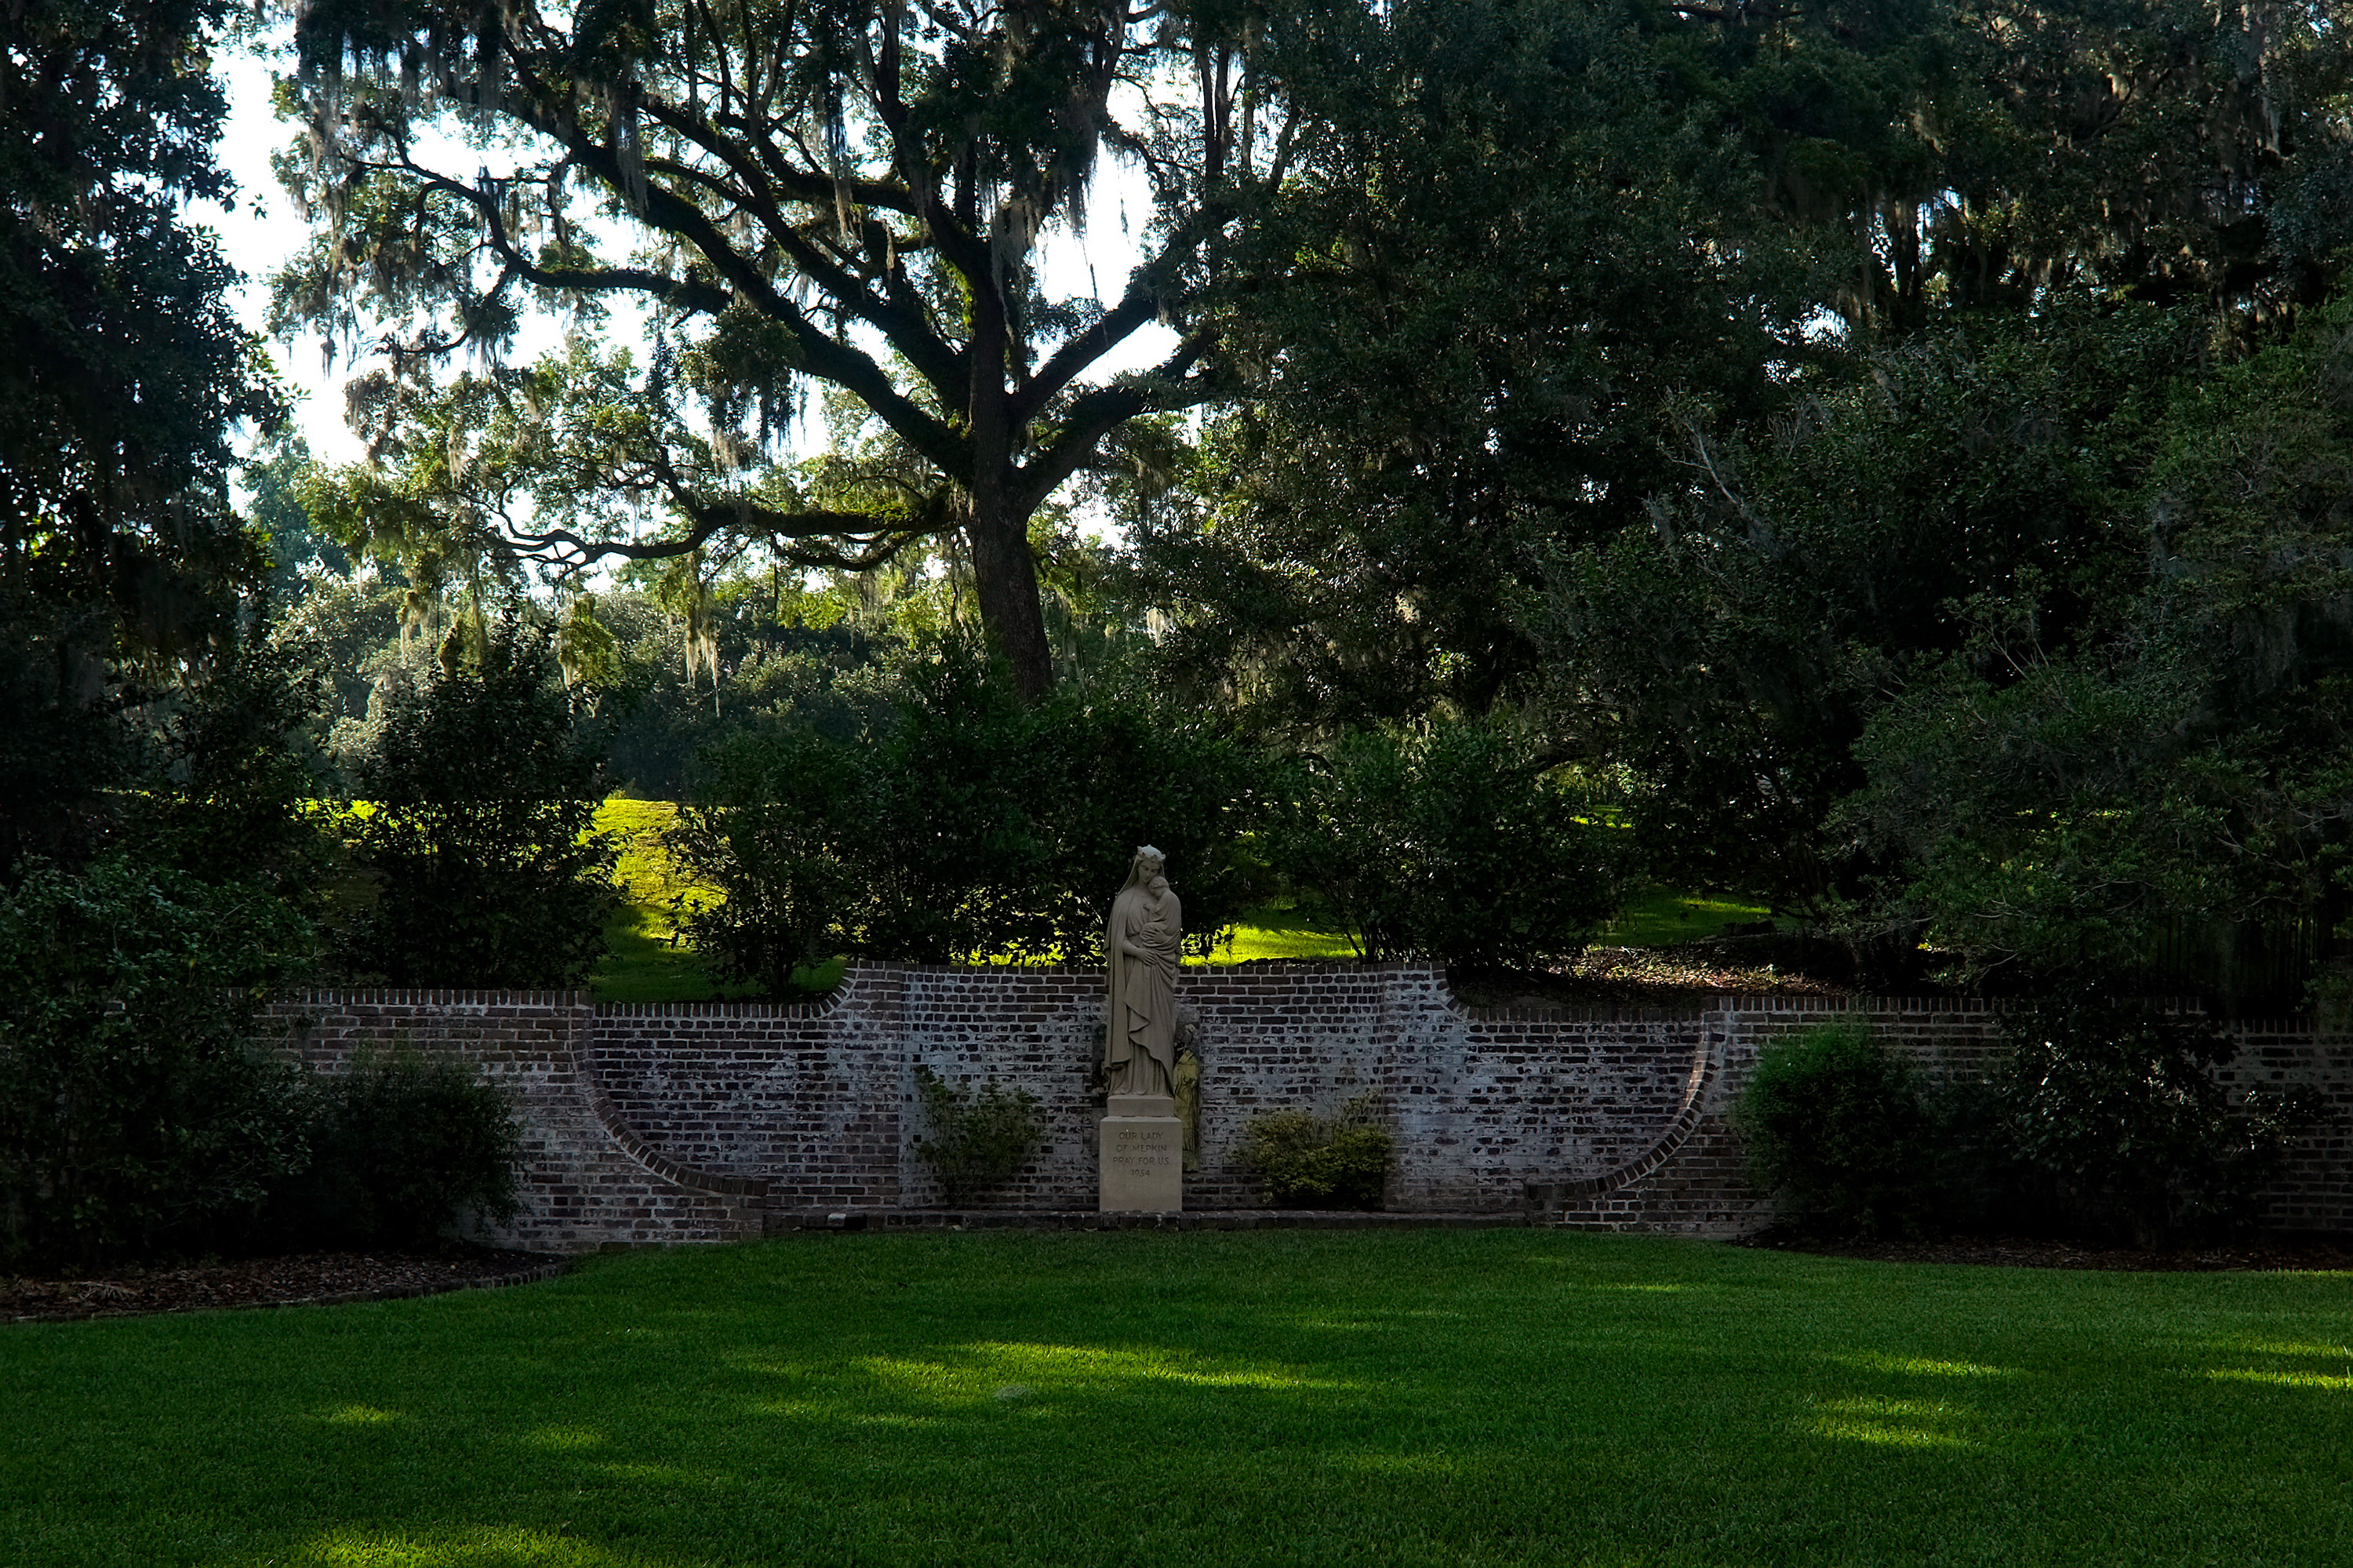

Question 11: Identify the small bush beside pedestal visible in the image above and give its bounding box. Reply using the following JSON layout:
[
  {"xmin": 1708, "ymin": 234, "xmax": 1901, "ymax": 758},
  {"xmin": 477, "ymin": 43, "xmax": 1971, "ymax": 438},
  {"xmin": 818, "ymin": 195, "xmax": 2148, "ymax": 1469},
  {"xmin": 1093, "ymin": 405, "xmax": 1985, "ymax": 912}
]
[
  {"xmin": 1242, "ymin": 1096, "xmax": 1395, "ymax": 1210},
  {"xmin": 912, "ymin": 1068, "xmax": 1045, "ymax": 1206}
]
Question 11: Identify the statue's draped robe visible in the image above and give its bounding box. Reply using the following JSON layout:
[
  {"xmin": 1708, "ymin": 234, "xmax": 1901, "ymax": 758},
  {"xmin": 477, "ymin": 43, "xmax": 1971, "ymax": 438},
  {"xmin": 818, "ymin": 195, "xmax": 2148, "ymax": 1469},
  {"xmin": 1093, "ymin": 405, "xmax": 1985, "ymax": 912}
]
[{"xmin": 1105, "ymin": 884, "xmax": 1181, "ymax": 1097}]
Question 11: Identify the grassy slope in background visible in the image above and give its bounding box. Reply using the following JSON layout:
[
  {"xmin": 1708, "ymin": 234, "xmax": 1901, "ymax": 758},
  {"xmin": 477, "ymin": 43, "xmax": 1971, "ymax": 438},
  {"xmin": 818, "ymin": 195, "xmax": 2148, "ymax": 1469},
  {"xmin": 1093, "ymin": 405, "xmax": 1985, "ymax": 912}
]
[
  {"xmin": 586, "ymin": 799, "xmax": 1769, "ymax": 999},
  {"xmin": 3, "ymin": 1231, "xmax": 2348, "ymax": 1566}
]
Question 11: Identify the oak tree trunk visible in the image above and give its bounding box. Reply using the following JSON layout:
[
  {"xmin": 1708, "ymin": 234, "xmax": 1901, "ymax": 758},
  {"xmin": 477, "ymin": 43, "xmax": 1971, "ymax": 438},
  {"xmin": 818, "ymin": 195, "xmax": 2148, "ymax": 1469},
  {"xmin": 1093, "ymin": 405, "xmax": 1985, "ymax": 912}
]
[
  {"xmin": 963, "ymin": 489, "xmax": 1055, "ymax": 704},
  {"xmin": 963, "ymin": 281, "xmax": 1056, "ymax": 704}
]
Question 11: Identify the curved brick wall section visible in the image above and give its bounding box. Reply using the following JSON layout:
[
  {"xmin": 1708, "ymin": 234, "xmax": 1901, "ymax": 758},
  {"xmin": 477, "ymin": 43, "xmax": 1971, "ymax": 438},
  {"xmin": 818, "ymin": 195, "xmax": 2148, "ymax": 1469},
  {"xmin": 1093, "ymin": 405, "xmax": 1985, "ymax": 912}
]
[
  {"xmin": 591, "ymin": 973, "xmax": 907, "ymax": 1210},
  {"xmin": 269, "ymin": 974, "xmax": 2353, "ymax": 1250},
  {"xmin": 268, "ymin": 990, "xmax": 765, "ymax": 1250},
  {"xmin": 587, "ymin": 964, "xmax": 1722, "ymax": 1215},
  {"xmin": 1547, "ymin": 997, "xmax": 2353, "ymax": 1235}
]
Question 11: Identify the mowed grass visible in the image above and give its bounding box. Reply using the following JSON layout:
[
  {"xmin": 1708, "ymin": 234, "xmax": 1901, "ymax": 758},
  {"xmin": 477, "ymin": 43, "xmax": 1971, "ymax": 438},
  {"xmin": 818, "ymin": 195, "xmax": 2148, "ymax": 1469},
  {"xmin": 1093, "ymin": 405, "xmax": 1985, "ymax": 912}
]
[
  {"xmin": 588, "ymin": 800, "xmax": 738, "ymax": 1004},
  {"xmin": 1598, "ymin": 887, "xmax": 1777, "ymax": 947},
  {"xmin": 5, "ymin": 1232, "xmax": 2351, "ymax": 1567},
  {"xmin": 580, "ymin": 802, "xmax": 1777, "ymax": 995},
  {"xmin": 1191, "ymin": 900, "xmax": 1360, "ymax": 965},
  {"xmin": 585, "ymin": 800, "xmax": 1363, "ymax": 997}
]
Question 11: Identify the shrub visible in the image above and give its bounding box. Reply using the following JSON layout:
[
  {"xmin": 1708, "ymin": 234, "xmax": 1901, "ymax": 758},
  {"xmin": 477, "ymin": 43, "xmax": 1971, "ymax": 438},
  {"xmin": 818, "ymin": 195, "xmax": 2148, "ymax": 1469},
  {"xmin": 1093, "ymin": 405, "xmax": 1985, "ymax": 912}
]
[
  {"xmin": 276, "ymin": 1045, "xmax": 523, "ymax": 1249},
  {"xmin": 912, "ymin": 1068, "xmax": 1044, "ymax": 1206},
  {"xmin": 339, "ymin": 617, "xmax": 618, "ymax": 987},
  {"xmin": 0, "ymin": 857, "xmax": 315, "ymax": 1267},
  {"xmin": 673, "ymin": 640, "xmax": 1265, "ymax": 974},
  {"xmin": 123, "ymin": 634, "xmax": 339, "ymax": 906},
  {"xmin": 1271, "ymin": 719, "xmax": 1630, "ymax": 968},
  {"xmin": 671, "ymin": 728, "xmax": 869, "ymax": 994},
  {"xmin": 1241, "ymin": 1095, "xmax": 1394, "ymax": 1210},
  {"xmin": 1733, "ymin": 1024, "xmax": 1932, "ymax": 1238},
  {"xmin": 1993, "ymin": 994, "xmax": 2322, "ymax": 1247}
]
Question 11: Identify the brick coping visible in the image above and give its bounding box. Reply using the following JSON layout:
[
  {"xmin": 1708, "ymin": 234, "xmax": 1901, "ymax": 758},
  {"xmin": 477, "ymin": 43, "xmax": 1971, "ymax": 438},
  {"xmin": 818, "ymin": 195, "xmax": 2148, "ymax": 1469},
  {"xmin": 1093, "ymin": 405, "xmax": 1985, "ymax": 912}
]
[{"xmin": 285, "ymin": 975, "xmax": 2104, "ymax": 1025}]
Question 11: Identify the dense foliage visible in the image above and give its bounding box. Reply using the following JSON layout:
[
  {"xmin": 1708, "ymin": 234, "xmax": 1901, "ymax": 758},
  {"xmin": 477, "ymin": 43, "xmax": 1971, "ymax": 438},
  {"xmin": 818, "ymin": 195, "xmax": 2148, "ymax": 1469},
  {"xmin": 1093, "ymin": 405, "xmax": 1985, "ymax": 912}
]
[
  {"xmin": 1115, "ymin": 0, "xmax": 2353, "ymax": 994},
  {"xmin": 0, "ymin": 857, "xmax": 312, "ymax": 1265},
  {"xmin": 1734, "ymin": 1005, "xmax": 2322, "ymax": 1246},
  {"xmin": 1274, "ymin": 719, "xmax": 1628, "ymax": 967},
  {"xmin": 673, "ymin": 645, "xmax": 1265, "ymax": 977},
  {"xmin": 1733, "ymin": 1024, "xmax": 1933, "ymax": 1239},
  {"xmin": 340, "ymin": 620, "xmax": 618, "ymax": 988},
  {"xmin": 1993, "ymin": 997, "xmax": 2321, "ymax": 1247},
  {"xmin": 0, "ymin": 857, "xmax": 528, "ymax": 1265},
  {"xmin": 2, "ymin": 0, "xmax": 278, "ymax": 650},
  {"xmin": 1240, "ymin": 1096, "xmax": 1395, "ymax": 1210},
  {"xmin": 278, "ymin": 1046, "xmax": 522, "ymax": 1249},
  {"xmin": 1, "ymin": 0, "xmax": 283, "ymax": 879},
  {"xmin": 911, "ymin": 1068, "xmax": 1044, "ymax": 1207},
  {"xmin": 1836, "ymin": 300, "xmax": 2353, "ymax": 991}
]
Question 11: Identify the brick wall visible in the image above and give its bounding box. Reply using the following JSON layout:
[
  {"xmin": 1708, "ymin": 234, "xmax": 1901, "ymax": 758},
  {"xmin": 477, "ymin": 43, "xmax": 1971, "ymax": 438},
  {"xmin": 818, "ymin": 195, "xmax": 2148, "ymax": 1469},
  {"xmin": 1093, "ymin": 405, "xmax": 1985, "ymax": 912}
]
[
  {"xmin": 2214, "ymin": 1015, "xmax": 2353, "ymax": 1231},
  {"xmin": 270, "ymin": 989, "xmax": 766, "ymax": 1251},
  {"xmin": 1542, "ymin": 997, "xmax": 2353, "ymax": 1236},
  {"xmin": 267, "ymin": 970, "xmax": 2353, "ymax": 1252}
]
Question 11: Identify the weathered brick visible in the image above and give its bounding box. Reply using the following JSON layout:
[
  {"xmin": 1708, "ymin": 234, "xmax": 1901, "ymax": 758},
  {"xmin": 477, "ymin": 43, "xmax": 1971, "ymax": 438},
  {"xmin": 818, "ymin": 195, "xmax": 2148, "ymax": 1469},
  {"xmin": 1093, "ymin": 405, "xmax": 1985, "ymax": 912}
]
[{"xmin": 263, "ymin": 974, "xmax": 2353, "ymax": 1250}]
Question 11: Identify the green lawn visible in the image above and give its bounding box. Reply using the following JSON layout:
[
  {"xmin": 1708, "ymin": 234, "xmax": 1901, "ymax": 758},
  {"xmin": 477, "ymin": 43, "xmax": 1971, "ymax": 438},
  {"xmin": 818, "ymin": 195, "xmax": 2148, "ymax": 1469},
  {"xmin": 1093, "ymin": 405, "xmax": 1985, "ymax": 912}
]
[
  {"xmin": 588, "ymin": 799, "xmax": 740, "ymax": 1004},
  {"xmin": 1190, "ymin": 900, "xmax": 1362, "ymax": 965},
  {"xmin": 5, "ymin": 1231, "xmax": 2349, "ymax": 1566},
  {"xmin": 1598, "ymin": 886, "xmax": 1776, "ymax": 947}
]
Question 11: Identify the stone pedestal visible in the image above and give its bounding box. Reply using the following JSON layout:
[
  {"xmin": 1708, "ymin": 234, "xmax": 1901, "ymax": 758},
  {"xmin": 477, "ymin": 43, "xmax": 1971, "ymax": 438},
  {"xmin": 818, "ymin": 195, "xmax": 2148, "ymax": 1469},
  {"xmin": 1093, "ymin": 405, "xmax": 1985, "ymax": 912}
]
[{"xmin": 1100, "ymin": 1093, "xmax": 1183, "ymax": 1212}]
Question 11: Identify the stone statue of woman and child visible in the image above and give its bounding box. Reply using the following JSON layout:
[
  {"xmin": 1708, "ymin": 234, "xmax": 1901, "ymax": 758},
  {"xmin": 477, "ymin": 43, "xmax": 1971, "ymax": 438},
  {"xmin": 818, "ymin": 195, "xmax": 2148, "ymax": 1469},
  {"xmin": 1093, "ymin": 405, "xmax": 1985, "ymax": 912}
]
[{"xmin": 1100, "ymin": 845, "xmax": 1187, "ymax": 1210}]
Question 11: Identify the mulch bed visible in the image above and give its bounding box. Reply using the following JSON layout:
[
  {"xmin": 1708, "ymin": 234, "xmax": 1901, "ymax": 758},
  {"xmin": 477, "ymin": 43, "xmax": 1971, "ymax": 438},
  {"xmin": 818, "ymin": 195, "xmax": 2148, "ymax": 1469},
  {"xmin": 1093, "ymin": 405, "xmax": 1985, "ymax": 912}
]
[
  {"xmin": 4, "ymin": 1246, "xmax": 571, "ymax": 1324},
  {"xmin": 12, "ymin": 1228, "xmax": 2344, "ymax": 1326},
  {"xmin": 1448, "ymin": 942, "xmax": 1856, "ymax": 1009},
  {"xmin": 1736, "ymin": 1230, "xmax": 2353, "ymax": 1273}
]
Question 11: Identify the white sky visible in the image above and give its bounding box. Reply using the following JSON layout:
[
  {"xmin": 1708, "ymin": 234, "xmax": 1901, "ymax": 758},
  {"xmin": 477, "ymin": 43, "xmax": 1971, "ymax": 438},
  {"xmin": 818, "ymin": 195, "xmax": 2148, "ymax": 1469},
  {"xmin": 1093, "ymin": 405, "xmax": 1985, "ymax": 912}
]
[{"xmin": 191, "ymin": 30, "xmax": 1176, "ymax": 492}]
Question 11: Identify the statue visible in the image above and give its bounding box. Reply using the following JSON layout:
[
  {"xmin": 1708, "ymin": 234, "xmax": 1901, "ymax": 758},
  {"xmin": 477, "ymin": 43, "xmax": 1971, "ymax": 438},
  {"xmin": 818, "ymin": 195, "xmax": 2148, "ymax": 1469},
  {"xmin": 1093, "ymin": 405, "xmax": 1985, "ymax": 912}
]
[{"xmin": 1103, "ymin": 845, "xmax": 1181, "ymax": 1100}]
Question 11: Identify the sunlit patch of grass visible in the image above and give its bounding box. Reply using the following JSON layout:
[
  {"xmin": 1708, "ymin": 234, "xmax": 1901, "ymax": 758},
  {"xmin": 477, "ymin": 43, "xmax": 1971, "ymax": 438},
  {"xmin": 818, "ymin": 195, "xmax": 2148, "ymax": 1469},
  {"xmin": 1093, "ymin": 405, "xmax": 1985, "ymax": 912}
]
[
  {"xmin": 1832, "ymin": 1353, "xmax": 2020, "ymax": 1378},
  {"xmin": 1598, "ymin": 886, "xmax": 1775, "ymax": 946},
  {"xmin": 315, "ymin": 1405, "xmax": 401, "ymax": 1426},
  {"xmin": 304, "ymin": 1525, "xmax": 626, "ymax": 1566},
  {"xmin": 522, "ymin": 1426, "xmax": 606, "ymax": 1452},
  {"xmin": 587, "ymin": 796, "xmax": 739, "ymax": 1002},
  {"xmin": 1188, "ymin": 900, "xmax": 1359, "ymax": 965},
  {"xmin": 1806, "ymin": 1416, "xmax": 1975, "ymax": 1449},
  {"xmin": 2213, "ymin": 1337, "xmax": 2353, "ymax": 1358},
  {"xmin": 849, "ymin": 1341, "xmax": 1362, "ymax": 1403},
  {"xmin": 1807, "ymin": 1396, "xmax": 1978, "ymax": 1450},
  {"xmin": 2206, "ymin": 1368, "xmax": 2353, "ymax": 1391},
  {"xmin": 1818, "ymin": 1396, "xmax": 1969, "ymax": 1419},
  {"xmin": 962, "ymin": 1340, "xmax": 1362, "ymax": 1392}
]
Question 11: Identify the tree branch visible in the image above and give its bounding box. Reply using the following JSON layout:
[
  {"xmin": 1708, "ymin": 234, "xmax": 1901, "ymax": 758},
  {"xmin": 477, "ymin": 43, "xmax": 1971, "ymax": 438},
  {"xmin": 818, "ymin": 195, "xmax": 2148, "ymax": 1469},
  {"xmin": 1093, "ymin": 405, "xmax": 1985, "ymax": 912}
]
[{"xmin": 1013, "ymin": 331, "xmax": 1217, "ymax": 515}]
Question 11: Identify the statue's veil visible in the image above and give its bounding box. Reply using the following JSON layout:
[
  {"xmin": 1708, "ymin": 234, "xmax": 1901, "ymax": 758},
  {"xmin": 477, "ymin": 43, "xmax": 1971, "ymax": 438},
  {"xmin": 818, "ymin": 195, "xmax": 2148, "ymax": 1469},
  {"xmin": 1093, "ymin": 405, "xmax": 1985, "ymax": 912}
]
[{"xmin": 1118, "ymin": 845, "xmax": 1166, "ymax": 893}]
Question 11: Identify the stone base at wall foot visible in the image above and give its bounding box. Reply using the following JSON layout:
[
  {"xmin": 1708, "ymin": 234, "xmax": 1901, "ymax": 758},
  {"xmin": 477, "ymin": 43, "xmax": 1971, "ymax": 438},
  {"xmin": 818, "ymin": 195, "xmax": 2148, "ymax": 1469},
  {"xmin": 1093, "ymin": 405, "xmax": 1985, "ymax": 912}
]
[{"xmin": 768, "ymin": 1208, "xmax": 1534, "ymax": 1232}]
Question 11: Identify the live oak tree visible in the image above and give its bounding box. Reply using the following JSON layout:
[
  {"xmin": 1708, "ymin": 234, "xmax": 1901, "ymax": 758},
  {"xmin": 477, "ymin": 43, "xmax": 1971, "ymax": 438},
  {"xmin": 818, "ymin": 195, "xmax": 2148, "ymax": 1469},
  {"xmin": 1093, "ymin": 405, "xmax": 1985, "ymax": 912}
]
[
  {"xmin": 2, "ymin": 0, "xmax": 283, "ymax": 876},
  {"xmin": 278, "ymin": 0, "xmax": 1304, "ymax": 698},
  {"xmin": 1127, "ymin": 0, "xmax": 2353, "ymax": 973},
  {"xmin": 1122, "ymin": 0, "xmax": 1817, "ymax": 733},
  {"xmin": 1130, "ymin": 0, "xmax": 2353, "ymax": 731}
]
